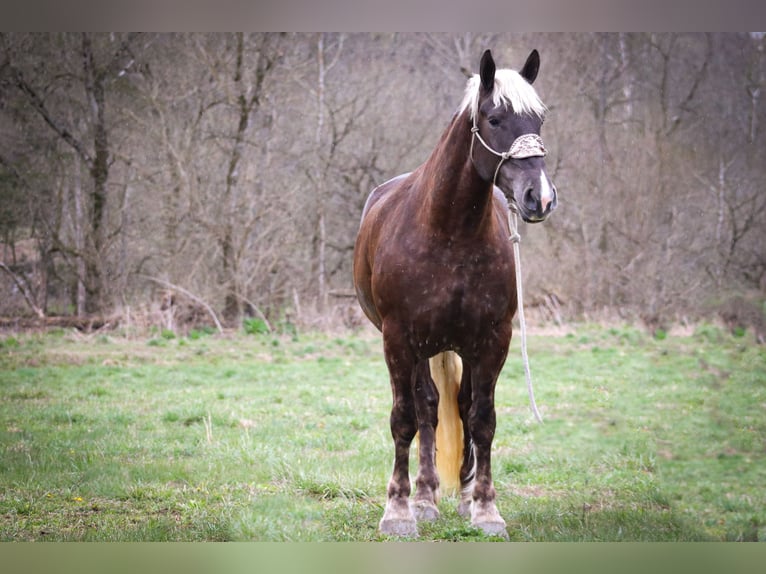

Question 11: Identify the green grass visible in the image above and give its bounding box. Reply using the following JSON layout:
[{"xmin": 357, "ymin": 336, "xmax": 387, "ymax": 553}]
[{"xmin": 0, "ymin": 324, "xmax": 764, "ymax": 541}]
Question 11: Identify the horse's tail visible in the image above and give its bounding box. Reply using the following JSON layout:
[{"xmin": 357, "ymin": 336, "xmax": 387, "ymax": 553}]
[{"xmin": 429, "ymin": 351, "xmax": 464, "ymax": 497}]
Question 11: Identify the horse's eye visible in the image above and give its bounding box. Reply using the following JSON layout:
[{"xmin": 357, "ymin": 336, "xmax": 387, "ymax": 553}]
[{"xmin": 488, "ymin": 117, "xmax": 501, "ymax": 127}]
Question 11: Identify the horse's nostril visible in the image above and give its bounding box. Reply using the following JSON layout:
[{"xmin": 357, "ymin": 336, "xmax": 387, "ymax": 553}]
[
  {"xmin": 548, "ymin": 187, "xmax": 558, "ymax": 211},
  {"xmin": 523, "ymin": 188, "xmax": 538, "ymax": 211}
]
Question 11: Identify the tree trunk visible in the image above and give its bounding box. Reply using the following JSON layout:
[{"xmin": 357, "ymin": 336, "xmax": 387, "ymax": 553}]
[
  {"xmin": 221, "ymin": 33, "xmax": 250, "ymax": 325},
  {"xmin": 315, "ymin": 33, "xmax": 328, "ymax": 312},
  {"xmin": 82, "ymin": 33, "xmax": 110, "ymax": 315},
  {"xmin": 73, "ymin": 160, "xmax": 88, "ymax": 316}
]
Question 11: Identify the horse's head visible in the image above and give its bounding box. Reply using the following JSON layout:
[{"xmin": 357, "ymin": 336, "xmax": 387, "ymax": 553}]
[{"xmin": 467, "ymin": 49, "xmax": 557, "ymax": 223}]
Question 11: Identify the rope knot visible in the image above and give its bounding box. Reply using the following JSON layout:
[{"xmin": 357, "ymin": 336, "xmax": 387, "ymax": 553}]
[{"xmin": 509, "ymin": 231, "xmax": 521, "ymax": 244}]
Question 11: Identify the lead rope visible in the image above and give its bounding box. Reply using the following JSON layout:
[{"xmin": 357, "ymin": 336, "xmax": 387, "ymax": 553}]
[{"xmin": 508, "ymin": 208, "xmax": 544, "ymax": 423}]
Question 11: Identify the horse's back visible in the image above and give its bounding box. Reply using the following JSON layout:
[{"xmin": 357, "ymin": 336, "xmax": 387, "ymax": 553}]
[{"xmin": 359, "ymin": 172, "xmax": 412, "ymax": 224}]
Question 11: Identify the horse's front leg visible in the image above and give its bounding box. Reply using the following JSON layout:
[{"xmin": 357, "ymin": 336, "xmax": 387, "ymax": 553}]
[
  {"xmin": 412, "ymin": 359, "xmax": 440, "ymax": 522},
  {"xmin": 464, "ymin": 351, "xmax": 510, "ymax": 539},
  {"xmin": 379, "ymin": 325, "xmax": 419, "ymax": 537},
  {"xmin": 457, "ymin": 365, "xmax": 475, "ymax": 518}
]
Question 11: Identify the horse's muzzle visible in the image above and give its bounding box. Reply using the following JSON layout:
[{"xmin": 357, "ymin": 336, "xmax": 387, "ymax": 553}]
[{"xmin": 518, "ymin": 182, "xmax": 557, "ymax": 223}]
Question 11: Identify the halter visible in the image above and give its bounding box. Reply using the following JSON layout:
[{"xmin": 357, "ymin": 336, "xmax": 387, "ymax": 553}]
[{"xmin": 469, "ymin": 117, "xmax": 547, "ymax": 186}]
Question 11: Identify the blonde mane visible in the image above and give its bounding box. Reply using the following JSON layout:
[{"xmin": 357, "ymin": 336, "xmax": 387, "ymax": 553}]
[{"xmin": 458, "ymin": 68, "xmax": 547, "ymax": 120}]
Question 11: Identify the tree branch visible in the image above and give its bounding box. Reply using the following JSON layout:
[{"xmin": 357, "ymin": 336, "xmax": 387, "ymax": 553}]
[
  {"xmin": 138, "ymin": 275, "xmax": 224, "ymax": 334},
  {"xmin": 0, "ymin": 262, "xmax": 45, "ymax": 318},
  {"xmin": 8, "ymin": 65, "xmax": 93, "ymax": 166}
]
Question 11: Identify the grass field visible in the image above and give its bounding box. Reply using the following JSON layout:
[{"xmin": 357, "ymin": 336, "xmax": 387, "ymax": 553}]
[{"xmin": 1, "ymin": 323, "xmax": 764, "ymax": 541}]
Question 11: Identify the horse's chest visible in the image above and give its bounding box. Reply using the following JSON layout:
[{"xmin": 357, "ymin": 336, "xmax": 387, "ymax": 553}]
[
  {"xmin": 431, "ymin": 263, "xmax": 512, "ymax": 318},
  {"xmin": 376, "ymin": 241, "xmax": 515, "ymax": 324}
]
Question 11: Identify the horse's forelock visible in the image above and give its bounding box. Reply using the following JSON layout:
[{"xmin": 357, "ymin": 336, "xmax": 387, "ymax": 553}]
[{"xmin": 458, "ymin": 69, "xmax": 547, "ymax": 121}]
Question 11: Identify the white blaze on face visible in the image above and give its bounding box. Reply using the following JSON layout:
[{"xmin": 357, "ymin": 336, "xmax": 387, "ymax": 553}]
[{"xmin": 539, "ymin": 172, "xmax": 554, "ymax": 212}]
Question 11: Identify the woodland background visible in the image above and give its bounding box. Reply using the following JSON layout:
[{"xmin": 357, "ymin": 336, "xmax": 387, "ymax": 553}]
[{"xmin": 1, "ymin": 33, "xmax": 764, "ymax": 334}]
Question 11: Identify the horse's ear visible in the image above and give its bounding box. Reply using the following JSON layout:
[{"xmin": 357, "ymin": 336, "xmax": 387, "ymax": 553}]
[
  {"xmin": 479, "ymin": 49, "xmax": 495, "ymax": 94},
  {"xmin": 520, "ymin": 49, "xmax": 540, "ymax": 84}
]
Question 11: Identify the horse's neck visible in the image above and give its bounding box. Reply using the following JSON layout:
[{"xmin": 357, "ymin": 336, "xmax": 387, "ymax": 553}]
[{"xmin": 418, "ymin": 111, "xmax": 494, "ymax": 237}]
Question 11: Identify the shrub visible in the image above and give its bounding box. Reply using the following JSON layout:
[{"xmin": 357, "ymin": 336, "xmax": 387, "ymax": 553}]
[
  {"xmin": 717, "ymin": 293, "xmax": 766, "ymax": 343},
  {"xmin": 0, "ymin": 336, "xmax": 20, "ymax": 349},
  {"xmin": 243, "ymin": 318, "xmax": 269, "ymax": 335}
]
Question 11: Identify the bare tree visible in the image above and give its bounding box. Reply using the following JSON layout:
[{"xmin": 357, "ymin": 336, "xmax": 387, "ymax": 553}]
[
  {"xmin": 1, "ymin": 33, "xmax": 763, "ymax": 328},
  {"xmin": 2, "ymin": 33, "xmax": 142, "ymax": 315}
]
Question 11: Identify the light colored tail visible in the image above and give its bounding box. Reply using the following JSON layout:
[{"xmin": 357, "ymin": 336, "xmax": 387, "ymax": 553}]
[{"xmin": 429, "ymin": 351, "xmax": 463, "ymax": 497}]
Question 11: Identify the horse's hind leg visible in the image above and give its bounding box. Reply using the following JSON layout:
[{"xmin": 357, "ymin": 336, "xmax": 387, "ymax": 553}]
[
  {"xmin": 379, "ymin": 327, "xmax": 419, "ymax": 537},
  {"xmin": 412, "ymin": 359, "xmax": 440, "ymax": 522}
]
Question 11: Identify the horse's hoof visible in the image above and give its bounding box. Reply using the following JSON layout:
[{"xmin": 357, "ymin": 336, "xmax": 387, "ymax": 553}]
[
  {"xmin": 412, "ymin": 500, "xmax": 440, "ymax": 522},
  {"xmin": 473, "ymin": 519, "xmax": 510, "ymax": 540},
  {"xmin": 379, "ymin": 517, "xmax": 419, "ymax": 537},
  {"xmin": 470, "ymin": 500, "xmax": 509, "ymax": 539},
  {"xmin": 379, "ymin": 496, "xmax": 418, "ymax": 537},
  {"xmin": 457, "ymin": 499, "xmax": 472, "ymax": 518}
]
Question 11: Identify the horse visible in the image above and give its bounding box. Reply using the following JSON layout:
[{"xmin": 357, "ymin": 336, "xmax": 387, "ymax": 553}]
[{"xmin": 352, "ymin": 49, "xmax": 557, "ymax": 538}]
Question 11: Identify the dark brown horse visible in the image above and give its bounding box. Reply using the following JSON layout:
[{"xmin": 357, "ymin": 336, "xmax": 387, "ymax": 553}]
[{"xmin": 353, "ymin": 49, "xmax": 556, "ymax": 538}]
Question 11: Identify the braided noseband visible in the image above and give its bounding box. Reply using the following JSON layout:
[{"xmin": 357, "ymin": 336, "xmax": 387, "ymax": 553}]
[{"xmin": 469, "ymin": 118, "xmax": 547, "ymax": 186}]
